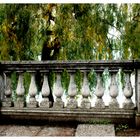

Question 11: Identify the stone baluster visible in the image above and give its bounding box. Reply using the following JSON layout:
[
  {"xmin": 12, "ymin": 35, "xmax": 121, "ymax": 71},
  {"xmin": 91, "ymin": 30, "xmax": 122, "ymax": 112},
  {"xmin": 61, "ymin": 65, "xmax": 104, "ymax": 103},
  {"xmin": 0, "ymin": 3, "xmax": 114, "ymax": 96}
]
[
  {"xmin": 40, "ymin": 72, "xmax": 50, "ymax": 108},
  {"xmin": 109, "ymin": 72, "xmax": 119, "ymax": 108},
  {"xmin": 53, "ymin": 73, "xmax": 64, "ymax": 109},
  {"xmin": 2, "ymin": 71, "xmax": 13, "ymax": 107},
  {"xmin": 95, "ymin": 72, "xmax": 105, "ymax": 108},
  {"xmin": 67, "ymin": 72, "xmax": 77, "ymax": 108},
  {"xmin": 123, "ymin": 71, "xmax": 134, "ymax": 109},
  {"xmin": 81, "ymin": 72, "xmax": 91, "ymax": 109},
  {"xmin": 14, "ymin": 71, "xmax": 25, "ymax": 108},
  {"xmin": 27, "ymin": 71, "xmax": 38, "ymax": 108}
]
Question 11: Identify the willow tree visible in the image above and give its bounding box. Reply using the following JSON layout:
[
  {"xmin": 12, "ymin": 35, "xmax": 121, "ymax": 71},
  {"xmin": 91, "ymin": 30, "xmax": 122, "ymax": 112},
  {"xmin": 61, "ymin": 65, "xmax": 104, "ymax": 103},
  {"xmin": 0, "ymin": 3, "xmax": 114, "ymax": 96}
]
[
  {"xmin": 0, "ymin": 4, "xmax": 140, "ymax": 61},
  {"xmin": 55, "ymin": 4, "xmax": 140, "ymax": 60},
  {"xmin": 0, "ymin": 4, "xmax": 55, "ymax": 60},
  {"xmin": 122, "ymin": 4, "xmax": 140, "ymax": 59}
]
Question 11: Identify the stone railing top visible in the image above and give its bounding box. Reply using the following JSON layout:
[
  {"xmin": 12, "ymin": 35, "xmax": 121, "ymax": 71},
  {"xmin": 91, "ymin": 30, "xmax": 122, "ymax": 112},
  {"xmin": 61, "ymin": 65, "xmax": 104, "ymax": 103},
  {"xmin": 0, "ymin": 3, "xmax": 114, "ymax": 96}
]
[{"xmin": 0, "ymin": 60, "xmax": 139, "ymax": 72}]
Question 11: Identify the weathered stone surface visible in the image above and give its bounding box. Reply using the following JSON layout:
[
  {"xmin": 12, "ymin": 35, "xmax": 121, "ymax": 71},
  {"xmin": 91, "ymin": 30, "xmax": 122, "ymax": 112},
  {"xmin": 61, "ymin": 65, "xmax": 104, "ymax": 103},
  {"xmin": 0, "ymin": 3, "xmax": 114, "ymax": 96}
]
[
  {"xmin": 40, "ymin": 98, "xmax": 50, "ymax": 108},
  {"xmin": 80, "ymin": 98, "xmax": 91, "ymax": 109},
  {"xmin": 4, "ymin": 125, "xmax": 34, "ymax": 136},
  {"xmin": 75, "ymin": 124, "xmax": 115, "ymax": 136},
  {"xmin": 2, "ymin": 99, "xmax": 13, "ymax": 107},
  {"xmin": 67, "ymin": 98, "xmax": 77, "ymax": 109},
  {"xmin": 27, "ymin": 100, "xmax": 38, "ymax": 108},
  {"xmin": 123, "ymin": 99, "xmax": 135, "ymax": 110},
  {"xmin": 109, "ymin": 99, "xmax": 119, "ymax": 109},
  {"xmin": 0, "ymin": 124, "xmax": 75, "ymax": 136},
  {"xmin": 0, "ymin": 125, "xmax": 42, "ymax": 136},
  {"xmin": 14, "ymin": 100, "xmax": 24, "ymax": 108},
  {"xmin": 53, "ymin": 98, "xmax": 64, "ymax": 109},
  {"xmin": 94, "ymin": 98, "xmax": 105, "ymax": 108},
  {"xmin": 37, "ymin": 126, "xmax": 75, "ymax": 136},
  {"xmin": 28, "ymin": 126, "xmax": 42, "ymax": 136},
  {"xmin": 0, "ymin": 125, "xmax": 10, "ymax": 136}
]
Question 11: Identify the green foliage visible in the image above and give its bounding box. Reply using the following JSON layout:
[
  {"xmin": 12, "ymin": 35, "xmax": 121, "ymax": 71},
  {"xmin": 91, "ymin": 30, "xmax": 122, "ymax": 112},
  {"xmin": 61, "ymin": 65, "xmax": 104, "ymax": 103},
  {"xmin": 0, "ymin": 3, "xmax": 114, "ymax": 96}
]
[
  {"xmin": 119, "ymin": 69, "xmax": 125, "ymax": 89},
  {"xmin": 102, "ymin": 69, "xmax": 110, "ymax": 88},
  {"xmin": 1, "ymin": 4, "xmax": 140, "ymax": 61},
  {"xmin": 88, "ymin": 70, "xmax": 97, "ymax": 91},
  {"xmin": 115, "ymin": 124, "xmax": 129, "ymax": 132},
  {"xmin": 55, "ymin": 4, "xmax": 140, "ymax": 60},
  {"xmin": 0, "ymin": 4, "xmax": 49, "ymax": 60},
  {"xmin": 24, "ymin": 72, "xmax": 31, "ymax": 96},
  {"xmin": 75, "ymin": 70, "xmax": 82, "ymax": 94},
  {"xmin": 61, "ymin": 69, "xmax": 83, "ymax": 94},
  {"xmin": 61, "ymin": 69, "xmax": 70, "ymax": 93},
  {"xmin": 122, "ymin": 4, "xmax": 140, "ymax": 59}
]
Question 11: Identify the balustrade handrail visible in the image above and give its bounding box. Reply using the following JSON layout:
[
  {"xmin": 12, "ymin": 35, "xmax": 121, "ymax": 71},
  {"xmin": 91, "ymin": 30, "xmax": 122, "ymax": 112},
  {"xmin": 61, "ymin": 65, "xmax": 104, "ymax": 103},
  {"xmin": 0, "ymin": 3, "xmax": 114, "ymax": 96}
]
[{"xmin": 0, "ymin": 60, "xmax": 137, "ymax": 72}]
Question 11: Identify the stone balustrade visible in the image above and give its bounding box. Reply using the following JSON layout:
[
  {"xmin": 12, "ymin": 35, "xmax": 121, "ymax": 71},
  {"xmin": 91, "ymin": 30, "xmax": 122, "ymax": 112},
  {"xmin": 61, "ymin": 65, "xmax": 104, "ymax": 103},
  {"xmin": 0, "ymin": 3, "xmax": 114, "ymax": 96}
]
[{"xmin": 0, "ymin": 60, "xmax": 140, "ymax": 127}]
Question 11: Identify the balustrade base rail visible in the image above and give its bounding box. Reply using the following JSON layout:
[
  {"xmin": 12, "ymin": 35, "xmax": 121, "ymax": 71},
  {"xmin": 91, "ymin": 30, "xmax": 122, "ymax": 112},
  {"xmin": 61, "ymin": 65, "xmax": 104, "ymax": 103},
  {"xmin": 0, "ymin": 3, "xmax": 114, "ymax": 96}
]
[{"xmin": 0, "ymin": 107, "xmax": 135, "ymax": 125}]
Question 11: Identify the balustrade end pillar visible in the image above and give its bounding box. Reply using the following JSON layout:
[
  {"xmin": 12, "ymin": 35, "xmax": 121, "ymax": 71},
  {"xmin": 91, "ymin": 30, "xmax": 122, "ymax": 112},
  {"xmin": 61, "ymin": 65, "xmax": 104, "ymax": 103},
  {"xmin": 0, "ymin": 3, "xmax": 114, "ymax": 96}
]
[
  {"xmin": 0, "ymin": 74, "xmax": 4, "ymax": 101},
  {"xmin": 136, "ymin": 69, "xmax": 140, "ymax": 114},
  {"xmin": 135, "ymin": 68, "xmax": 140, "ymax": 128},
  {"xmin": 136, "ymin": 114, "xmax": 140, "ymax": 129}
]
